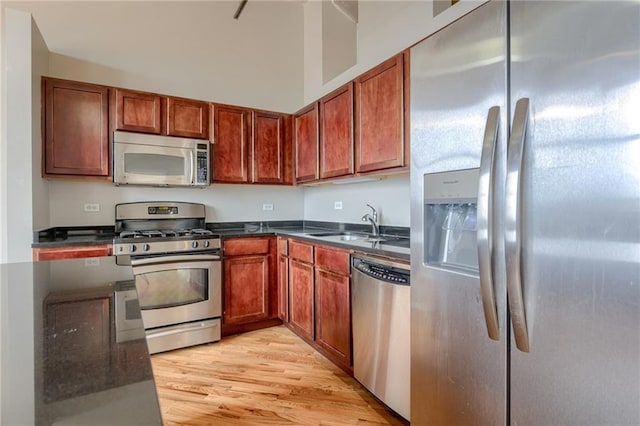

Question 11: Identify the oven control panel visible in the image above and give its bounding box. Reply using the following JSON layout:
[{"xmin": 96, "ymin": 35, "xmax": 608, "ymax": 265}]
[{"xmin": 114, "ymin": 238, "xmax": 221, "ymax": 255}]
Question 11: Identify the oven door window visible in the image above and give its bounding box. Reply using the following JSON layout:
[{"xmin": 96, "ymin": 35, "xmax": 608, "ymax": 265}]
[{"xmin": 135, "ymin": 268, "xmax": 208, "ymax": 310}]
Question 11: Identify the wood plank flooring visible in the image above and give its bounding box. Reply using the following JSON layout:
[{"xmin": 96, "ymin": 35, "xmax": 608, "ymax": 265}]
[{"xmin": 151, "ymin": 325, "xmax": 407, "ymax": 426}]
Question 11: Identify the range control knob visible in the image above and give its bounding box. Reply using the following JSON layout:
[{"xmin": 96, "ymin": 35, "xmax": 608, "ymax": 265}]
[
  {"xmin": 129, "ymin": 244, "xmax": 137, "ymax": 253},
  {"xmin": 203, "ymin": 240, "xmax": 210, "ymax": 248},
  {"xmin": 142, "ymin": 243, "xmax": 150, "ymax": 252},
  {"xmin": 192, "ymin": 241, "xmax": 199, "ymax": 248}
]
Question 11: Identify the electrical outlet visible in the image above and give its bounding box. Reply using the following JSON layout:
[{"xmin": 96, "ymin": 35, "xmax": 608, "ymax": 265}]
[
  {"xmin": 334, "ymin": 201, "xmax": 343, "ymax": 210},
  {"xmin": 84, "ymin": 203, "xmax": 100, "ymax": 212},
  {"xmin": 84, "ymin": 258, "xmax": 100, "ymax": 267},
  {"xmin": 262, "ymin": 203, "xmax": 274, "ymax": 211}
]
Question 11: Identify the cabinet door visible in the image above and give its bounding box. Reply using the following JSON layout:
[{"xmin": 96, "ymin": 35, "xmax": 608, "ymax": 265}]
[
  {"xmin": 224, "ymin": 255, "xmax": 269, "ymax": 325},
  {"xmin": 354, "ymin": 53, "xmax": 407, "ymax": 173},
  {"xmin": 278, "ymin": 254, "xmax": 289, "ymax": 322},
  {"xmin": 167, "ymin": 97, "xmax": 209, "ymax": 139},
  {"xmin": 315, "ymin": 268, "xmax": 352, "ymax": 368},
  {"xmin": 288, "ymin": 258, "xmax": 314, "ymax": 341},
  {"xmin": 294, "ymin": 103, "xmax": 319, "ymax": 183},
  {"xmin": 44, "ymin": 295, "xmax": 111, "ymax": 402},
  {"xmin": 253, "ymin": 110, "xmax": 285, "ymax": 184},
  {"xmin": 43, "ymin": 78, "xmax": 110, "ymax": 177},
  {"xmin": 114, "ymin": 88, "xmax": 162, "ymax": 134},
  {"xmin": 213, "ymin": 104, "xmax": 252, "ymax": 183},
  {"xmin": 319, "ymin": 83, "xmax": 354, "ymax": 179}
]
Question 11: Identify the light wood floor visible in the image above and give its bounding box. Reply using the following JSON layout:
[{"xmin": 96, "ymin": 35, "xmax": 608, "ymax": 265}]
[{"xmin": 151, "ymin": 325, "xmax": 407, "ymax": 426}]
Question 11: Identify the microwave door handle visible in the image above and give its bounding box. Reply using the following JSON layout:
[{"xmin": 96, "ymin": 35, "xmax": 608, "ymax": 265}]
[
  {"xmin": 478, "ymin": 106, "xmax": 500, "ymax": 341},
  {"xmin": 189, "ymin": 151, "xmax": 195, "ymax": 185}
]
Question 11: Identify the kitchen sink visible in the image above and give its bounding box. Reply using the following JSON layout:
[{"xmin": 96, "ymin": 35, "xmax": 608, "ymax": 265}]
[{"xmin": 340, "ymin": 234, "xmax": 387, "ymax": 242}]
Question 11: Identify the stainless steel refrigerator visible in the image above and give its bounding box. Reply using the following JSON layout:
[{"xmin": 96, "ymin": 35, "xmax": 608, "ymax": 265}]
[{"xmin": 410, "ymin": 1, "xmax": 640, "ymax": 424}]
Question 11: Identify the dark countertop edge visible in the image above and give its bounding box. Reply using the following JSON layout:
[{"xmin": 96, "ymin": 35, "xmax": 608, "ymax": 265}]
[
  {"xmin": 32, "ymin": 221, "xmax": 410, "ymax": 261},
  {"xmin": 33, "ymin": 225, "xmax": 116, "ymax": 248}
]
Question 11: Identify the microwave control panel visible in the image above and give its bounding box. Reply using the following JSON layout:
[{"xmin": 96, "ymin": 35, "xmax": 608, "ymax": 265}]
[{"xmin": 196, "ymin": 149, "xmax": 208, "ymax": 184}]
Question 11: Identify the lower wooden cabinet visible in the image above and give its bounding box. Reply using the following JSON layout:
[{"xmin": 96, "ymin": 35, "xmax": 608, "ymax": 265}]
[
  {"xmin": 277, "ymin": 237, "xmax": 289, "ymax": 322},
  {"xmin": 288, "ymin": 257, "xmax": 315, "ymax": 341},
  {"xmin": 315, "ymin": 268, "xmax": 351, "ymax": 369},
  {"xmin": 284, "ymin": 239, "xmax": 352, "ymax": 371},
  {"xmin": 222, "ymin": 236, "xmax": 278, "ymax": 335},
  {"xmin": 224, "ymin": 255, "xmax": 269, "ymax": 324}
]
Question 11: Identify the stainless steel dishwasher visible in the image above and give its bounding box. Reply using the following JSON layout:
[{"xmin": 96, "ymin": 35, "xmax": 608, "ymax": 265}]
[{"xmin": 351, "ymin": 254, "xmax": 410, "ymax": 421}]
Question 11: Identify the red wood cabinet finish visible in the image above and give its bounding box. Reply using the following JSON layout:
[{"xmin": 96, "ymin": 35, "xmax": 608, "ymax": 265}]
[
  {"xmin": 319, "ymin": 83, "xmax": 354, "ymax": 179},
  {"xmin": 167, "ymin": 97, "xmax": 209, "ymax": 139},
  {"xmin": 224, "ymin": 255, "xmax": 270, "ymax": 325},
  {"xmin": 114, "ymin": 88, "xmax": 162, "ymax": 134},
  {"xmin": 213, "ymin": 104, "xmax": 252, "ymax": 183},
  {"xmin": 33, "ymin": 244, "xmax": 113, "ymax": 261},
  {"xmin": 354, "ymin": 53, "xmax": 408, "ymax": 173},
  {"xmin": 288, "ymin": 258, "xmax": 315, "ymax": 341},
  {"xmin": 43, "ymin": 78, "xmax": 110, "ymax": 177},
  {"xmin": 277, "ymin": 237, "xmax": 289, "ymax": 322},
  {"xmin": 294, "ymin": 103, "xmax": 319, "ymax": 183},
  {"xmin": 253, "ymin": 110, "xmax": 286, "ymax": 184},
  {"xmin": 222, "ymin": 237, "xmax": 277, "ymax": 332},
  {"xmin": 315, "ymin": 268, "xmax": 351, "ymax": 368}
]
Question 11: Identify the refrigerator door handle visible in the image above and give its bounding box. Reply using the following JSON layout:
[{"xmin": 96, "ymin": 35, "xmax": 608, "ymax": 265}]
[
  {"xmin": 506, "ymin": 97, "xmax": 530, "ymax": 352},
  {"xmin": 477, "ymin": 106, "xmax": 501, "ymax": 341}
]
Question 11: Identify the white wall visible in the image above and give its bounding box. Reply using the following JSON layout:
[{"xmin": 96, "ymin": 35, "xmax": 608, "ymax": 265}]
[
  {"xmin": 303, "ymin": 174, "xmax": 410, "ymax": 227},
  {"xmin": 5, "ymin": 1, "xmax": 304, "ymax": 113},
  {"xmin": 47, "ymin": 181, "xmax": 304, "ymax": 227},
  {"xmin": 304, "ymin": 0, "xmax": 485, "ymax": 103},
  {"xmin": 1, "ymin": 8, "xmax": 49, "ymax": 263}
]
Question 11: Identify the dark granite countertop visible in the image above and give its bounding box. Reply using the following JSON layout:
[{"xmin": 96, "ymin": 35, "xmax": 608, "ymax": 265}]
[
  {"xmin": 32, "ymin": 226, "xmax": 116, "ymax": 248},
  {"xmin": 32, "ymin": 221, "xmax": 410, "ymax": 261},
  {"xmin": 210, "ymin": 221, "xmax": 410, "ymax": 261},
  {"xmin": 0, "ymin": 257, "xmax": 162, "ymax": 425}
]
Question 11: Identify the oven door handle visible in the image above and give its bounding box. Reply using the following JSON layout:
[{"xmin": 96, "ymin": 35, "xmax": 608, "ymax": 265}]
[{"xmin": 131, "ymin": 254, "xmax": 221, "ymax": 266}]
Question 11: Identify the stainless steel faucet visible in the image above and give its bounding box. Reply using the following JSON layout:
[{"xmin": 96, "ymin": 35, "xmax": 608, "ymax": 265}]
[{"xmin": 361, "ymin": 204, "xmax": 380, "ymax": 236}]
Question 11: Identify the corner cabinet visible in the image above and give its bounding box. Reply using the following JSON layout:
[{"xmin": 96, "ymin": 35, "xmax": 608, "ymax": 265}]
[
  {"xmin": 43, "ymin": 78, "xmax": 110, "ymax": 178},
  {"xmin": 213, "ymin": 105, "xmax": 291, "ymax": 184},
  {"xmin": 285, "ymin": 239, "xmax": 353, "ymax": 372},
  {"xmin": 354, "ymin": 52, "xmax": 409, "ymax": 174},
  {"xmin": 277, "ymin": 237, "xmax": 289, "ymax": 322},
  {"xmin": 294, "ymin": 103, "xmax": 319, "ymax": 183},
  {"xmin": 221, "ymin": 236, "xmax": 279, "ymax": 336}
]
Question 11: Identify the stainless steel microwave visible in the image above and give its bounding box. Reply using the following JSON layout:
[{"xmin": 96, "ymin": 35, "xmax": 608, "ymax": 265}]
[{"xmin": 113, "ymin": 131, "xmax": 210, "ymax": 187}]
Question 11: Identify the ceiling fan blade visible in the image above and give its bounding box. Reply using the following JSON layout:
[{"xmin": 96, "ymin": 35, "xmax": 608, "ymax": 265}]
[{"xmin": 233, "ymin": 0, "xmax": 248, "ymax": 20}]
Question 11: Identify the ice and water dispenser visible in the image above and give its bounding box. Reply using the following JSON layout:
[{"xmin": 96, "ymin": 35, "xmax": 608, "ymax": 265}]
[{"xmin": 424, "ymin": 168, "xmax": 479, "ymax": 273}]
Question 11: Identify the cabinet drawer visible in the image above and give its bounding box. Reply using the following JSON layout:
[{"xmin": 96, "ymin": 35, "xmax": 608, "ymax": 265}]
[
  {"xmin": 315, "ymin": 245, "xmax": 350, "ymax": 275},
  {"xmin": 33, "ymin": 245, "xmax": 112, "ymax": 261},
  {"xmin": 224, "ymin": 237, "xmax": 271, "ymax": 256},
  {"xmin": 277, "ymin": 237, "xmax": 288, "ymax": 256},
  {"xmin": 288, "ymin": 240, "xmax": 314, "ymax": 263}
]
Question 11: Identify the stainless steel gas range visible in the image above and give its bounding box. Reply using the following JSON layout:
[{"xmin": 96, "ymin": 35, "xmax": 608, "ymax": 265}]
[{"xmin": 114, "ymin": 202, "xmax": 221, "ymax": 354}]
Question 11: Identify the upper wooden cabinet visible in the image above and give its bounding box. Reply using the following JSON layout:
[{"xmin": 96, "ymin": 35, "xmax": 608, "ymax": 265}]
[
  {"xmin": 213, "ymin": 105, "xmax": 291, "ymax": 185},
  {"xmin": 252, "ymin": 110, "xmax": 286, "ymax": 184},
  {"xmin": 319, "ymin": 83, "xmax": 354, "ymax": 179},
  {"xmin": 113, "ymin": 88, "xmax": 162, "ymax": 134},
  {"xmin": 43, "ymin": 78, "xmax": 110, "ymax": 178},
  {"xmin": 213, "ymin": 104, "xmax": 252, "ymax": 183},
  {"xmin": 354, "ymin": 52, "xmax": 409, "ymax": 173},
  {"xmin": 294, "ymin": 103, "xmax": 319, "ymax": 183},
  {"xmin": 167, "ymin": 97, "xmax": 210, "ymax": 139}
]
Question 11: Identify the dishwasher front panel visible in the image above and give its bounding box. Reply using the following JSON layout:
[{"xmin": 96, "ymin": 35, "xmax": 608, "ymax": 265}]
[{"xmin": 351, "ymin": 255, "xmax": 410, "ymax": 421}]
